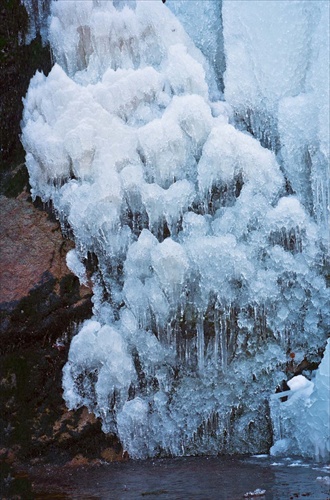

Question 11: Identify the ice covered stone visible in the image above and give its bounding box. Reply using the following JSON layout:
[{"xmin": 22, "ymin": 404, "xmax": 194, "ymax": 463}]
[{"xmin": 271, "ymin": 339, "xmax": 330, "ymax": 461}]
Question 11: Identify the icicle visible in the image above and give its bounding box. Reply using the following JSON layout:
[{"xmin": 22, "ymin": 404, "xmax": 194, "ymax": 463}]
[
  {"xmin": 196, "ymin": 314, "xmax": 205, "ymax": 373},
  {"xmin": 219, "ymin": 308, "xmax": 228, "ymax": 373},
  {"xmin": 214, "ymin": 309, "xmax": 220, "ymax": 364},
  {"xmin": 21, "ymin": 0, "xmax": 329, "ymax": 460}
]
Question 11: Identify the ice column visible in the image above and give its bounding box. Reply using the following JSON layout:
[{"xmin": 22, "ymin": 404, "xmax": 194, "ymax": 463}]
[{"xmin": 21, "ymin": 0, "xmax": 51, "ymax": 44}]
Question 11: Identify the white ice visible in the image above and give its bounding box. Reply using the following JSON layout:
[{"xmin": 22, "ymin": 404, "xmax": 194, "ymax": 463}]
[
  {"xmin": 271, "ymin": 339, "xmax": 330, "ymax": 461},
  {"xmin": 223, "ymin": 0, "xmax": 330, "ymax": 253}
]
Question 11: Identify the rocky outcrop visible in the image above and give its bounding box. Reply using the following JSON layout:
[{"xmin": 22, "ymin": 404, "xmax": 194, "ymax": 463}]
[
  {"xmin": 0, "ymin": 0, "xmax": 51, "ymax": 178},
  {"xmin": 0, "ymin": 188, "xmax": 126, "ymax": 470},
  {"xmin": 0, "ymin": 190, "xmax": 92, "ymax": 349},
  {"xmin": 0, "ymin": 3, "xmax": 126, "ymax": 481}
]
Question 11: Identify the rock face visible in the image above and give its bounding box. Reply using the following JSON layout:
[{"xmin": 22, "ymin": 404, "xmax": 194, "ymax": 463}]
[
  {"xmin": 0, "ymin": 191, "xmax": 92, "ymax": 346},
  {"xmin": 0, "ymin": 189, "xmax": 126, "ymax": 471},
  {"xmin": 0, "ymin": 0, "xmax": 51, "ymax": 177},
  {"xmin": 1, "ymin": 193, "xmax": 73, "ymax": 304},
  {"xmin": 0, "ymin": 3, "xmax": 127, "ymax": 477}
]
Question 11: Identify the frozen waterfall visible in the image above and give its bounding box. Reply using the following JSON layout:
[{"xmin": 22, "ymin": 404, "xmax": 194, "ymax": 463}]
[
  {"xmin": 21, "ymin": 0, "xmax": 329, "ymax": 460},
  {"xmin": 223, "ymin": 0, "xmax": 330, "ymax": 253}
]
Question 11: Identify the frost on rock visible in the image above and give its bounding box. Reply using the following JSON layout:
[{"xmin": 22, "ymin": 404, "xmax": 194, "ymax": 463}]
[{"xmin": 21, "ymin": 0, "xmax": 329, "ymax": 459}]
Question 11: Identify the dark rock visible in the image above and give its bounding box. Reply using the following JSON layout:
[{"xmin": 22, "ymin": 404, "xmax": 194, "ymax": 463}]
[
  {"xmin": 0, "ymin": 0, "xmax": 52, "ymax": 185},
  {"xmin": 0, "ymin": 193, "xmax": 93, "ymax": 351},
  {"xmin": 0, "ymin": 191, "xmax": 126, "ymax": 466},
  {"xmin": 0, "ymin": 2, "xmax": 125, "ymax": 472}
]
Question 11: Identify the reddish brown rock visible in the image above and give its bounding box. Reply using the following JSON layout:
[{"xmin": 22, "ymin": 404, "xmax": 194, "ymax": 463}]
[
  {"xmin": 66, "ymin": 454, "xmax": 92, "ymax": 467},
  {"xmin": 0, "ymin": 193, "xmax": 75, "ymax": 304},
  {"xmin": 0, "ymin": 192, "xmax": 93, "ymax": 350},
  {"xmin": 0, "ymin": 190, "xmax": 127, "ymax": 472},
  {"xmin": 0, "ymin": 192, "xmax": 90, "ymax": 306}
]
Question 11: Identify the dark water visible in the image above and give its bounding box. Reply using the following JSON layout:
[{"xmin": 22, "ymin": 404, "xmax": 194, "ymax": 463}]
[{"xmin": 4, "ymin": 456, "xmax": 330, "ymax": 500}]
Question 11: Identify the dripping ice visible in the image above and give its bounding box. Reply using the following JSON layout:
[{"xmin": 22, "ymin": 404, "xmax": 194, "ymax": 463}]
[{"xmin": 21, "ymin": 0, "xmax": 329, "ymax": 460}]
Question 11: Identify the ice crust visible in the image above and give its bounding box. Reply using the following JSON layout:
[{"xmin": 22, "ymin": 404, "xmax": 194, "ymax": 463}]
[{"xmin": 21, "ymin": 0, "xmax": 329, "ymax": 459}]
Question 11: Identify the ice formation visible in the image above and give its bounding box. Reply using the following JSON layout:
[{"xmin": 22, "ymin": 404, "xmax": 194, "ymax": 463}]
[
  {"xmin": 168, "ymin": 0, "xmax": 225, "ymax": 96},
  {"xmin": 223, "ymin": 0, "xmax": 330, "ymax": 253},
  {"xmin": 271, "ymin": 339, "xmax": 330, "ymax": 461},
  {"xmin": 21, "ymin": 0, "xmax": 51, "ymax": 44},
  {"xmin": 21, "ymin": 0, "xmax": 329, "ymax": 459}
]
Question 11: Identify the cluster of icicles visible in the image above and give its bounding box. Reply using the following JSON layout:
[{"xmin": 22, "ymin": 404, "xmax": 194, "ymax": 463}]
[{"xmin": 21, "ymin": 0, "xmax": 329, "ymax": 459}]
